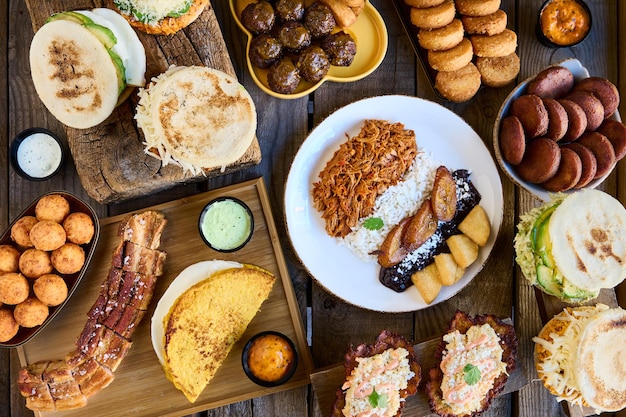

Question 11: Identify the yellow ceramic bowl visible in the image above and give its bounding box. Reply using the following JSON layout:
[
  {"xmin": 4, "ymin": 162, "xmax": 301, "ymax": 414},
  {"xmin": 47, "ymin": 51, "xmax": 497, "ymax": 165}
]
[{"xmin": 230, "ymin": 0, "xmax": 388, "ymax": 99}]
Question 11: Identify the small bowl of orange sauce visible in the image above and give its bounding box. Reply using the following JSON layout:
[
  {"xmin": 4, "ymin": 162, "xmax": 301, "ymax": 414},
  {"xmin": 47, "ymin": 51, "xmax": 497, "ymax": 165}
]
[
  {"xmin": 242, "ymin": 331, "xmax": 298, "ymax": 387},
  {"xmin": 537, "ymin": 0, "xmax": 591, "ymax": 47}
]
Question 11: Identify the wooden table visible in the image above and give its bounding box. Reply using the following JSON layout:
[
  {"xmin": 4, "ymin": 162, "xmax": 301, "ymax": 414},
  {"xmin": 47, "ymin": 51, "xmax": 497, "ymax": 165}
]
[{"xmin": 1, "ymin": 0, "xmax": 625, "ymax": 416}]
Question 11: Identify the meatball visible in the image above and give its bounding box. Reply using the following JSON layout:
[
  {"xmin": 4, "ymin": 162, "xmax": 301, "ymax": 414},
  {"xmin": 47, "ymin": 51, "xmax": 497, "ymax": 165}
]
[
  {"xmin": 304, "ymin": 2, "xmax": 336, "ymax": 38},
  {"xmin": 321, "ymin": 31, "xmax": 357, "ymax": 66},
  {"xmin": 241, "ymin": 1, "xmax": 276, "ymax": 35},
  {"xmin": 296, "ymin": 46, "xmax": 330, "ymax": 83},
  {"xmin": 277, "ymin": 21, "xmax": 311, "ymax": 52},
  {"xmin": 249, "ymin": 34, "xmax": 283, "ymax": 68},
  {"xmin": 268, "ymin": 57, "xmax": 301, "ymax": 94},
  {"xmin": 275, "ymin": 0, "xmax": 305, "ymax": 21}
]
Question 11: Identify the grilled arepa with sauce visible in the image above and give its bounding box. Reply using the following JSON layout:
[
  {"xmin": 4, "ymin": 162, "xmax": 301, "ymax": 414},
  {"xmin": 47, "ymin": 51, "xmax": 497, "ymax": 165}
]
[{"xmin": 163, "ymin": 265, "xmax": 276, "ymax": 402}]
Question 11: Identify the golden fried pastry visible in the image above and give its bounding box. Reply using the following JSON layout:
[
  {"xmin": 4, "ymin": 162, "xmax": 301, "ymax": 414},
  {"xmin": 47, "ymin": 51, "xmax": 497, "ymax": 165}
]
[
  {"xmin": 542, "ymin": 97, "xmax": 569, "ymax": 141},
  {"xmin": 405, "ymin": 0, "xmax": 446, "ymax": 7},
  {"xmin": 410, "ymin": 0, "xmax": 456, "ymax": 29},
  {"xmin": 320, "ymin": 0, "xmax": 359, "ymax": 28},
  {"xmin": 509, "ymin": 94, "xmax": 549, "ymax": 138},
  {"xmin": 427, "ymin": 38, "xmax": 473, "ymax": 72},
  {"xmin": 475, "ymin": 52, "xmax": 520, "ymax": 87},
  {"xmin": 573, "ymin": 77, "xmax": 620, "ymax": 119},
  {"xmin": 63, "ymin": 212, "xmax": 95, "ymax": 245},
  {"xmin": 51, "ymin": 243, "xmax": 85, "ymax": 275},
  {"xmin": 558, "ymin": 99, "xmax": 588, "ymax": 141},
  {"xmin": 418, "ymin": 19, "xmax": 464, "ymax": 51},
  {"xmin": 35, "ymin": 194, "xmax": 70, "ymax": 223},
  {"xmin": 564, "ymin": 142, "xmax": 597, "ymax": 188},
  {"xmin": 541, "ymin": 147, "xmax": 582, "ymax": 192},
  {"xmin": 596, "ymin": 119, "xmax": 626, "ymax": 160},
  {"xmin": 565, "ymin": 91, "xmax": 605, "ymax": 131},
  {"xmin": 461, "ymin": 9, "xmax": 507, "ymax": 35},
  {"xmin": 33, "ymin": 274, "xmax": 68, "ymax": 307},
  {"xmin": 499, "ymin": 115, "xmax": 526, "ymax": 165},
  {"xmin": 577, "ymin": 132, "xmax": 616, "ymax": 179},
  {"xmin": 13, "ymin": 297, "xmax": 49, "ymax": 328},
  {"xmin": 471, "ymin": 28, "xmax": 517, "ymax": 57},
  {"xmin": 10, "ymin": 216, "xmax": 38, "ymax": 248},
  {"xmin": 456, "ymin": 0, "xmax": 501, "ymax": 16},
  {"xmin": 527, "ymin": 66, "xmax": 574, "ymax": 99},
  {"xmin": 0, "ymin": 308, "xmax": 19, "ymax": 342},
  {"xmin": 515, "ymin": 138, "xmax": 561, "ymax": 183},
  {"xmin": 0, "ymin": 244, "xmax": 21, "ymax": 273},
  {"xmin": 434, "ymin": 62, "xmax": 481, "ymax": 102},
  {"xmin": 29, "ymin": 220, "xmax": 66, "ymax": 252},
  {"xmin": 0, "ymin": 272, "xmax": 30, "ymax": 305},
  {"xmin": 19, "ymin": 248, "xmax": 53, "ymax": 279}
]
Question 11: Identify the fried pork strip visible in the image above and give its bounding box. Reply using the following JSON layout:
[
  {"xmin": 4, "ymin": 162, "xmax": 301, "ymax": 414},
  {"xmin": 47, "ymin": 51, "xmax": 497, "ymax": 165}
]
[
  {"xmin": 312, "ymin": 120, "xmax": 417, "ymax": 237},
  {"xmin": 19, "ymin": 210, "xmax": 167, "ymax": 412}
]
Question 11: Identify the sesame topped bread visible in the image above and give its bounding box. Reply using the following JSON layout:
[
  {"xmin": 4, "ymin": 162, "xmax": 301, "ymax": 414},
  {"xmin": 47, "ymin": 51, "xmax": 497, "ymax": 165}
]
[{"xmin": 163, "ymin": 265, "xmax": 276, "ymax": 402}]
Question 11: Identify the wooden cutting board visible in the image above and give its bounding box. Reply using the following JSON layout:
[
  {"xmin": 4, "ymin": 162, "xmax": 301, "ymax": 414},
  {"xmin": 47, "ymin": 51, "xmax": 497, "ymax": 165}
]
[
  {"xmin": 24, "ymin": 0, "xmax": 261, "ymax": 204},
  {"xmin": 17, "ymin": 178, "xmax": 313, "ymax": 417}
]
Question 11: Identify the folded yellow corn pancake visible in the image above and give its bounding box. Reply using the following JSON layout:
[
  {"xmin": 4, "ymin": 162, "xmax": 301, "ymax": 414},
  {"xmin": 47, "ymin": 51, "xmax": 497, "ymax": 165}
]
[{"xmin": 163, "ymin": 265, "xmax": 276, "ymax": 402}]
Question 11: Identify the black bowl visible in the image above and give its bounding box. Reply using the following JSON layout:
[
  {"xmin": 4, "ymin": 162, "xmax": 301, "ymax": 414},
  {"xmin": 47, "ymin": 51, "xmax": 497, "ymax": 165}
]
[
  {"xmin": 198, "ymin": 197, "xmax": 254, "ymax": 252},
  {"xmin": 536, "ymin": 0, "xmax": 592, "ymax": 48},
  {"xmin": 241, "ymin": 331, "xmax": 298, "ymax": 387},
  {"xmin": 10, "ymin": 128, "xmax": 65, "ymax": 181}
]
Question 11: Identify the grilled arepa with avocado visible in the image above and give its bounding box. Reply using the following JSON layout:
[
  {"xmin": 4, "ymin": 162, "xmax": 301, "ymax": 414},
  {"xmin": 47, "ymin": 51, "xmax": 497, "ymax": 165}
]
[{"xmin": 163, "ymin": 265, "xmax": 275, "ymax": 402}]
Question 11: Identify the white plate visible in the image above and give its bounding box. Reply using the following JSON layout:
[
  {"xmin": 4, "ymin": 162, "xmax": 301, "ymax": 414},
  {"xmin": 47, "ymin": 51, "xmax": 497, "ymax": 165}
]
[
  {"xmin": 150, "ymin": 260, "xmax": 243, "ymax": 365},
  {"xmin": 493, "ymin": 58, "xmax": 622, "ymax": 202},
  {"xmin": 284, "ymin": 95, "xmax": 503, "ymax": 312}
]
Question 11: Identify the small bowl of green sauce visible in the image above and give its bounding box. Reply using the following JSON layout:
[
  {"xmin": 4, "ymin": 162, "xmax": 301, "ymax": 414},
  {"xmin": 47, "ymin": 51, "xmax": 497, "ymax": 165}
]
[{"xmin": 198, "ymin": 197, "xmax": 254, "ymax": 252}]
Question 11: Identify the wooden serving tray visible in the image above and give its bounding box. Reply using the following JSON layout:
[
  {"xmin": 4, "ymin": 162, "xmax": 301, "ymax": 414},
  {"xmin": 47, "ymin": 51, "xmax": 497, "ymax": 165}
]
[
  {"xmin": 24, "ymin": 0, "xmax": 261, "ymax": 204},
  {"xmin": 311, "ymin": 321, "xmax": 528, "ymax": 417},
  {"xmin": 17, "ymin": 178, "xmax": 313, "ymax": 417}
]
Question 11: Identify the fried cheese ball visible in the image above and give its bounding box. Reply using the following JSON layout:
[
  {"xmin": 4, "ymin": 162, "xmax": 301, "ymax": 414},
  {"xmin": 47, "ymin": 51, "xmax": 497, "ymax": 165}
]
[
  {"xmin": 0, "ymin": 308, "xmax": 19, "ymax": 342},
  {"xmin": 51, "ymin": 243, "xmax": 85, "ymax": 275},
  {"xmin": 10, "ymin": 216, "xmax": 38, "ymax": 248},
  {"xmin": 35, "ymin": 194, "xmax": 70, "ymax": 223},
  {"xmin": 0, "ymin": 272, "xmax": 30, "ymax": 305},
  {"xmin": 0, "ymin": 245, "xmax": 21, "ymax": 273},
  {"xmin": 63, "ymin": 212, "xmax": 95, "ymax": 245},
  {"xmin": 19, "ymin": 248, "xmax": 53, "ymax": 279},
  {"xmin": 29, "ymin": 220, "xmax": 66, "ymax": 252},
  {"xmin": 13, "ymin": 297, "xmax": 49, "ymax": 328},
  {"xmin": 33, "ymin": 274, "xmax": 68, "ymax": 307}
]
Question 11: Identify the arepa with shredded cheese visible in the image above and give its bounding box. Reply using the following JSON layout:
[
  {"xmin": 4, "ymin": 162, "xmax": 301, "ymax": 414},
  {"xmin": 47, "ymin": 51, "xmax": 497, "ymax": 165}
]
[
  {"xmin": 111, "ymin": 0, "xmax": 209, "ymax": 35},
  {"xmin": 533, "ymin": 304, "xmax": 626, "ymax": 413},
  {"xmin": 135, "ymin": 66, "xmax": 257, "ymax": 175}
]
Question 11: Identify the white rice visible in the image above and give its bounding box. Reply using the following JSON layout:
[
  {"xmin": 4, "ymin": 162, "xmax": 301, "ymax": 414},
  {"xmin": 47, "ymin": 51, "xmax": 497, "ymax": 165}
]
[{"xmin": 340, "ymin": 151, "xmax": 441, "ymax": 262}]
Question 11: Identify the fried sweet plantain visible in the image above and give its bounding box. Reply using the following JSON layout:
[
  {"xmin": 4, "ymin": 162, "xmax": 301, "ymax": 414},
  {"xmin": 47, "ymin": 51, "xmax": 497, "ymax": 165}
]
[{"xmin": 431, "ymin": 166, "xmax": 457, "ymax": 222}]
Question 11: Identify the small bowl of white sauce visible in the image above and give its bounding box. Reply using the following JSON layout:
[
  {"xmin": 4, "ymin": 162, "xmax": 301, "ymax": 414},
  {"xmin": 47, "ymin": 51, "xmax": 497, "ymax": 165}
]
[
  {"xmin": 198, "ymin": 197, "xmax": 254, "ymax": 252},
  {"xmin": 10, "ymin": 128, "xmax": 65, "ymax": 181}
]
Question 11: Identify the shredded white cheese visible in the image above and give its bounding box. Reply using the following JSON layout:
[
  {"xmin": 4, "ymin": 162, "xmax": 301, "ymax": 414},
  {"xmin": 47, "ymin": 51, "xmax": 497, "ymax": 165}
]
[{"xmin": 114, "ymin": 0, "xmax": 192, "ymax": 24}]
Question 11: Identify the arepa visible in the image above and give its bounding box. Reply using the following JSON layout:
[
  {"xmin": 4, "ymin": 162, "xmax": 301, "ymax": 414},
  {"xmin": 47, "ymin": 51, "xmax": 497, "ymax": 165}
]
[
  {"xmin": 163, "ymin": 265, "xmax": 275, "ymax": 402},
  {"xmin": 549, "ymin": 188, "xmax": 626, "ymax": 291},
  {"xmin": 136, "ymin": 66, "xmax": 257, "ymax": 175}
]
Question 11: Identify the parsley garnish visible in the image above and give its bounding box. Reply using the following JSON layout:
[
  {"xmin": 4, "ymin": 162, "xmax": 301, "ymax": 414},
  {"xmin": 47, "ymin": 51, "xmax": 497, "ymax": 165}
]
[
  {"xmin": 368, "ymin": 389, "xmax": 388, "ymax": 408},
  {"xmin": 464, "ymin": 363, "xmax": 481, "ymax": 385},
  {"xmin": 363, "ymin": 217, "xmax": 384, "ymax": 230}
]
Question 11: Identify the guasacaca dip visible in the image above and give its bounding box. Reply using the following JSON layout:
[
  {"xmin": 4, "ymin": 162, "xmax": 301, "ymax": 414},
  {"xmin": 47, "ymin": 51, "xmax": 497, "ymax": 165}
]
[
  {"xmin": 199, "ymin": 197, "xmax": 253, "ymax": 252},
  {"xmin": 539, "ymin": 0, "xmax": 591, "ymax": 46}
]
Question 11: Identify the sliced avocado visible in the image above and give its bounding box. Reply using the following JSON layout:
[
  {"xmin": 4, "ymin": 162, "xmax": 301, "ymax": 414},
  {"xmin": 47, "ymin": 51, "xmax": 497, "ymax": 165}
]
[
  {"xmin": 84, "ymin": 23, "xmax": 117, "ymax": 50},
  {"xmin": 108, "ymin": 49, "xmax": 127, "ymax": 96},
  {"xmin": 535, "ymin": 217, "xmax": 556, "ymax": 269},
  {"xmin": 46, "ymin": 11, "xmax": 93, "ymax": 25},
  {"xmin": 561, "ymin": 278, "xmax": 598, "ymax": 301},
  {"xmin": 531, "ymin": 205, "xmax": 556, "ymax": 252},
  {"xmin": 536, "ymin": 264, "xmax": 563, "ymax": 297}
]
